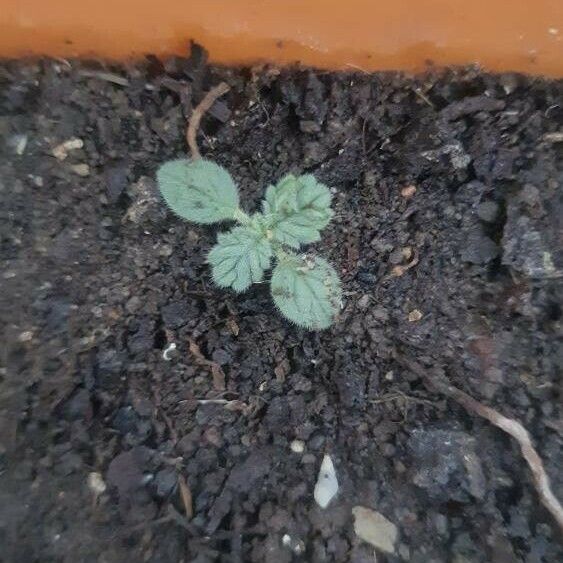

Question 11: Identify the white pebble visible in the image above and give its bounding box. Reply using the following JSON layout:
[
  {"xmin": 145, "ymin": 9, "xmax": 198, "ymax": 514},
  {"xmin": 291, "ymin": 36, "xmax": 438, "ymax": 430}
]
[
  {"xmin": 70, "ymin": 163, "xmax": 90, "ymax": 177},
  {"xmin": 52, "ymin": 138, "xmax": 84, "ymax": 160},
  {"xmin": 290, "ymin": 440, "xmax": 305, "ymax": 453},
  {"xmin": 87, "ymin": 472, "xmax": 106, "ymax": 495},
  {"xmin": 17, "ymin": 331, "xmax": 33, "ymax": 342},
  {"xmin": 13, "ymin": 134, "xmax": 28, "ymax": 155},
  {"xmin": 314, "ymin": 454, "xmax": 338, "ymax": 509},
  {"xmin": 282, "ymin": 534, "xmax": 305, "ymax": 555}
]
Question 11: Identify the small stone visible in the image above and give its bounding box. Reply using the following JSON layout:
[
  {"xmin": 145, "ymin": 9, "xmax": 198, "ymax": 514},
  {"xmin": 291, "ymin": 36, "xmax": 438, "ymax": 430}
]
[
  {"xmin": 70, "ymin": 164, "xmax": 90, "ymax": 177},
  {"xmin": 401, "ymin": 247, "xmax": 413, "ymax": 260},
  {"xmin": 52, "ymin": 138, "xmax": 84, "ymax": 160},
  {"xmin": 88, "ymin": 472, "xmax": 107, "ymax": 495},
  {"xmin": 357, "ymin": 295, "xmax": 371, "ymax": 309},
  {"xmin": 352, "ymin": 506, "xmax": 398, "ymax": 554},
  {"xmin": 401, "ymin": 185, "xmax": 417, "ymax": 198},
  {"xmin": 476, "ymin": 201, "xmax": 499, "ymax": 223},
  {"xmin": 107, "ymin": 448, "xmax": 147, "ymax": 498},
  {"xmin": 314, "ymin": 454, "xmax": 338, "ymax": 508},
  {"xmin": 434, "ymin": 513, "xmax": 449, "ymax": 536},
  {"xmin": 203, "ymin": 426, "xmax": 222, "ymax": 447},
  {"xmin": 212, "ymin": 348, "xmax": 231, "ymax": 365},
  {"xmin": 461, "ymin": 225, "xmax": 499, "ymax": 264},
  {"xmin": 290, "ymin": 440, "xmax": 305, "ymax": 453},
  {"xmin": 154, "ymin": 468, "xmax": 177, "ymax": 498},
  {"xmin": 17, "ymin": 330, "xmax": 34, "ymax": 342},
  {"xmin": 300, "ymin": 120, "xmax": 321, "ymax": 133},
  {"xmin": 282, "ymin": 534, "xmax": 305, "ymax": 555},
  {"xmin": 125, "ymin": 295, "xmax": 142, "ymax": 314},
  {"xmin": 357, "ymin": 270, "xmax": 377, "ymax": 286},
  {"xmin": 158, "ymin": 244, "xmax": 173, "ymax": 257},
  {"xmin": 372, "ymin": 307, "xmax": 389, "ymax": 322},
  {"xmin": 9, "ymin": 134, "xmax": 28, "ymax": 155},
  {"xmin": 161, "ymin": 300, "xmax": 189, "ymax": 329},
  {"xmin": 394, "ymin": 460, "xmax": 406, "ymax": 473},
  {"xmin": 408, "ymin": 309, "xmax": 423, "ymax": 322},
  {"xmin": 398, "ymin": 544, "xmax": 410, "ymax": 559},
  {"xmin": 308, "ymin": 434, "xmax": 326, "ymax": 450},
  {"xmin": 408, "ymin": 429, "xmax": 485, "ymax": 501},
  {"xmin": 388, "ymin": 248, "xmax": 404, "ymax": 265},
  {"xmin": 105, "ymin": 162, "xmax": 129, "ymax": 203},
  {"xmin": 302, "ymin": 453, "xmax": 316, "ymax": 464}
]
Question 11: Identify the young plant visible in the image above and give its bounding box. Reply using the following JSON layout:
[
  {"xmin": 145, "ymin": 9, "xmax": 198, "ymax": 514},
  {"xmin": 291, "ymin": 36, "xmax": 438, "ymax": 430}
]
[{"xmin": 157, "ymin": 159, "xmax": 342, "ymax": 330}]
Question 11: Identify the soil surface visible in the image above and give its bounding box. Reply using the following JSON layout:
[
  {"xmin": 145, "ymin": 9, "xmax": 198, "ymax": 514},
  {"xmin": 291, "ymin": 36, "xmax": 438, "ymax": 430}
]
[{"xmin": 1, "ymin": 49, "xmax": 562, "ymax": 562}]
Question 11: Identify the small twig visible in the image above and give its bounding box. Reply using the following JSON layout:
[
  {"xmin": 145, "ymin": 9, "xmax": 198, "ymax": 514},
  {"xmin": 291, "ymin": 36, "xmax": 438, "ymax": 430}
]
[
  {"xmin": 401, "ymin": 358, "xmax": 563, "ymax": 533},
  {"xmin": 413, "ymin": 87, "xmax": 435, "ymax": 109},
  {"xmin": 186, "ymin": 82, "xmax": 230, "ymax": 159},
  {"xmin": 193, "ymin": 399, "xmax": 230, "ymax": 405},
  {"xmin": 78, "ymin": 69, "xmax": 129, "ymax": 86},
  {"xmin": 344, "ymin": 63, "xmax": 369, "ymax": 74}
]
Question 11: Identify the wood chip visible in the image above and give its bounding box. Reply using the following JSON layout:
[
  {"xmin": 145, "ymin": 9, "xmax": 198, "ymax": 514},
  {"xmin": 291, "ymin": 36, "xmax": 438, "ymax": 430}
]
[
  {"xmin": 211, "ymin": 364, "xmax": 226, "ymax": 391},
  {"xmin": 70, "ymin": 163, "xmax": 90, "ymax": 177},
  {"xmin": 177, "ymin": 474, "xmax": 193, "ymax": 519},
  {"xmin": 400, "ymin": 185, "xmax": 417, "ymax": 198},
  {"xmin": 52, "ymin": 138, "xmax": 84, "ymax": 160},
  {"xmin": 227, "ymin": 317, "xmax": 240, "ymax": 336},
  {"xmin": 78, "ymin": 69, "xmax": 129, "ymax": 86},
  {"xmin": 542, "ymin": 132, "xmax": 563, "ymax": 143},
  {"xmin": 391, "ymin": 253, "xmax": 419, "ymax": 277},
  {"xmin": 408, "ymin": 309, "xmax": 423, "ymax": 322}
]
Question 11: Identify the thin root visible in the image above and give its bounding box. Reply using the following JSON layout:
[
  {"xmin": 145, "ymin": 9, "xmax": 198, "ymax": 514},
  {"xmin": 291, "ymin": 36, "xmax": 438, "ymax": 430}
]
[
  {"xmin": 401, "ymin": 358, "xmax": 563, "ymax": 533},
  {"xmin": 186, "ymin": 82, "xmax": 231, "ymax": 159}
]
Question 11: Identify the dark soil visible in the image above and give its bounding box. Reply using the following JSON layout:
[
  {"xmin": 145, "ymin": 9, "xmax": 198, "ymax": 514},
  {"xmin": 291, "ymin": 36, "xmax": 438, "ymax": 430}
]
[{"xmin": 1, "ymin": 49, "xmax": 562, "ymax": 562}]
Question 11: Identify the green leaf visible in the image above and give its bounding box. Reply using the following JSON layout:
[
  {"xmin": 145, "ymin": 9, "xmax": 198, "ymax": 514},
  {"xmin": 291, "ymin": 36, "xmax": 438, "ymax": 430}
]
[
  {"xmin": 157, "ymin": 159, "xmax": 239, "ymax": 224},
  {"xmin": 208, "ymin": 226, "xmax": 273, "ymax": 292},
  {"xmin": 271, "ymin": 254, "xmax": 342, "ymax": 330},
  {"xmin": 262, "ymin": 174, "xmax": 333, "ymax": 248}
]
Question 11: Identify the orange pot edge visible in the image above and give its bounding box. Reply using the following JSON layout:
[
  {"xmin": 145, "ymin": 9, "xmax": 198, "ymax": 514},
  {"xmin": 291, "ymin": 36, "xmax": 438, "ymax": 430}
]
[{"xmin": 1, "ymin": 1, "xmax": 562, "ymax": 77}]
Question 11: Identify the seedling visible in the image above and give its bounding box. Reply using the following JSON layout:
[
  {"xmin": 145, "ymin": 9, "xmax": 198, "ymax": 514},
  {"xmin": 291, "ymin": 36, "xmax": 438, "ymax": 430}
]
[{"xmin": 157, "ymin": 159, "xmax": 342, "ymax": 329}]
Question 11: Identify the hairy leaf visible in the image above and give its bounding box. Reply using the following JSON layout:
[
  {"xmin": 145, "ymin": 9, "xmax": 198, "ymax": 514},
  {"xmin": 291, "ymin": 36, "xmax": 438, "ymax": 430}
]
[
  {"xmin": 208, "ymin": 226, "xmax": 273, "ymax": 292},
  {"xmin": 271, "ymin": 254, "xmax": 341, "ymax": 330},
  {"xmin": 262, "ymin": 174, "xmax": 333, "ymax": 248},
  {"xmin": 157, "ymin": 159, "xmax": 239, "ymax": 224}
]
